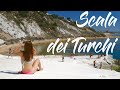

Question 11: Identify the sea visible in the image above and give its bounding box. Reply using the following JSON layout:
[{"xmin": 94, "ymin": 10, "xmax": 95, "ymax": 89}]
[
  {"xmin": 79, "ymin": 38, "xmax": 120, "ymax": 60},
  {"xmin": 34, "ymin": 34, "xmax": 120, "ymax": 60}
]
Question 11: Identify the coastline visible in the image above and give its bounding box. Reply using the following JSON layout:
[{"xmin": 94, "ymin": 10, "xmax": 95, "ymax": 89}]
[
  {"xmin": 0, "ymin": 36, "xmax": 120, "ymax": 55},
  {"xmin": 0, "ymin": 36, "xmax": 120, "ymax": 79}
]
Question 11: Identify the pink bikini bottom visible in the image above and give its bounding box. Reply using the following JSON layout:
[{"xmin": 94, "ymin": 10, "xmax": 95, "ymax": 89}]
[
  {"xmin": 19, "ymin": 67, "xmax": 35, "ymax": 74},
  {"xmin": 20, "ymin": 71, "xmax": 34, "ymax": 74}
]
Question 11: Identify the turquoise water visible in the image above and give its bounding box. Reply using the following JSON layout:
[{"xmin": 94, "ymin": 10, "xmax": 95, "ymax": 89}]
[
  {"xmin": 34, "ymin": 38, "xmax": 120, "ymax": 60},
  {"xmin": 65, "ymin": 38, "xmax": 120, "ymax": 60},
  {"xmin": 79, "ymin": 38, "xmax": 120, "ymax": 60}
]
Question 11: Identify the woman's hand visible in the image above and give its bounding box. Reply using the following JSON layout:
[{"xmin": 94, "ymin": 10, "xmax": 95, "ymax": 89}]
[{"xmin": 13, "ymin": 44, "xmax": 22, "ymax": 54}]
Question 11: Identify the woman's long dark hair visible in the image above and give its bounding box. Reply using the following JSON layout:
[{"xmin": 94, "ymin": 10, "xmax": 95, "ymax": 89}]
[{"xmin": 23, "ymin": 41, "xmax": 33, "ymax": 61}]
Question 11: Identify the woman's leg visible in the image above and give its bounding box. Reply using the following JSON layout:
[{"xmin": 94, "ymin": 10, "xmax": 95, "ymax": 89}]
[{"xmin": 32, "ymin": 58, "xmax": 43, "ymax": 73}]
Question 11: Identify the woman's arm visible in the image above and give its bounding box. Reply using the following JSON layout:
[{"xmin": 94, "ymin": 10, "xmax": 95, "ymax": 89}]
[
  {"xmin": 33, "ymin": 47, "xmax": 37, "ymax": 55},
  {"xmin": 13, "ymin": 44, "xmax": 22, "ymax": 56}
]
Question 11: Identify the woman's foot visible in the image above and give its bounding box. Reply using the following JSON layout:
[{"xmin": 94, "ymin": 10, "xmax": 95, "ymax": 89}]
[
  {"xmin": 37, "ymin": 67, "xmax": 43, "ymax": 71},
  {"xmin": 37, "ymin": 62, "xmax": 43, "ymax": 71}
]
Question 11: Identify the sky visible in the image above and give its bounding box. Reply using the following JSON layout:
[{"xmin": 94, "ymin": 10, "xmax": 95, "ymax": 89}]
[{"xmin": 48, "ymin": 11, "xmax": 120, "ymax": 32}]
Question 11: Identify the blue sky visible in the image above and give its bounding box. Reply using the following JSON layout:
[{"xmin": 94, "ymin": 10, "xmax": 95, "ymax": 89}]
[{"xmin": 48, "ymin": 11, "xmax": 120, "ymax": 32}]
